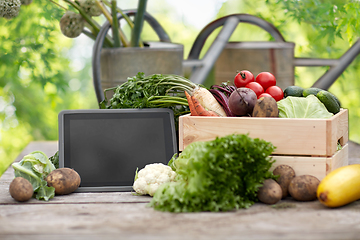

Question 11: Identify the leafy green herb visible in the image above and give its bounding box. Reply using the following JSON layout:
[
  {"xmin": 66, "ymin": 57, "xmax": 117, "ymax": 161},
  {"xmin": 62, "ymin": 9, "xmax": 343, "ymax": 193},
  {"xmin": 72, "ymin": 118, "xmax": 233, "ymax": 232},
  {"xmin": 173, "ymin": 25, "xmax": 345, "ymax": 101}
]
[
  {"xmin": 12, "ymin": 151, "xmax": 55, "ymax": 201},
  {"xmin": 101, "ymin": 72, "xmax": 199, "ymax": 130},
  {"xmin": 100, "ymin": 72, "xmax": 197, "ymax": 125},
  {"xmin": 149, "ymin": 134, "xmax": 276, "ymax": 212}
]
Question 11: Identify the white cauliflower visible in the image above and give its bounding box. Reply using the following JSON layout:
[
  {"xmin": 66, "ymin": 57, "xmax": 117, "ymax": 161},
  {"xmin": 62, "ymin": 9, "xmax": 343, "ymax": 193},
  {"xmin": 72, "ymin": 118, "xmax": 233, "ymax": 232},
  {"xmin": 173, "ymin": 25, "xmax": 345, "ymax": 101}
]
[{"xmin": 133, "ymin": 163, "xmax": 176, "ymax": 196}]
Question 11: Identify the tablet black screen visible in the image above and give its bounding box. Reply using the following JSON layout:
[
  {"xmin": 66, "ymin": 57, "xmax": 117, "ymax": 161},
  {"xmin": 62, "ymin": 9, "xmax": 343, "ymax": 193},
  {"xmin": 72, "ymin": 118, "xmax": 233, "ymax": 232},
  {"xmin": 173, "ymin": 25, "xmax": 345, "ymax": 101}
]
[{"xmin": 59, "ymin": 109, "xmax": 177, "ymax": 191}]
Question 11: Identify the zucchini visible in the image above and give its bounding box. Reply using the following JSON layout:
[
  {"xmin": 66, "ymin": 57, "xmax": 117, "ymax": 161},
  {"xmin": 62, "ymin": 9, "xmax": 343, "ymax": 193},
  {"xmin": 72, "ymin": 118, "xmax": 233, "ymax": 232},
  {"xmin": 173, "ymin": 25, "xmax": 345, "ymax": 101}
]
[{"xmin": 317, "ymin": 164, "xmax": 360, "ymax": 208}]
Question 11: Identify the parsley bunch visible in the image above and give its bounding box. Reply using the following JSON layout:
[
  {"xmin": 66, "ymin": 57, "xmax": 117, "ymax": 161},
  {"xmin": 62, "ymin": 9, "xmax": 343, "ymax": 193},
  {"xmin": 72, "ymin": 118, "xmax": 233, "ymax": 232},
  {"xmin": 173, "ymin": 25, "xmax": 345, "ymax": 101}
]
[
  {"xmin": 101, "ymin": 72, "xmax": 198, "ymax": 124},
  {"xmin": 149, "ymin": 134, "xmax": 276, "ymax": 212}
]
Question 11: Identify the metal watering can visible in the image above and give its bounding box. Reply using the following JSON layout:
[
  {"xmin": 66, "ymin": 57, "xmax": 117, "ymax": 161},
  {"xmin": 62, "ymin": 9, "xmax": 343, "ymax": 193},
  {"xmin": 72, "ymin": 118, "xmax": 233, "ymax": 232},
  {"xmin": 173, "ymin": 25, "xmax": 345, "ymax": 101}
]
[
  {"xmin": 92, "ymin": 13, "xmax": 360, "ymax": 103},
  {"xmin": 184, "ymin": 14, "xmax": 360, "ymax": 90}
]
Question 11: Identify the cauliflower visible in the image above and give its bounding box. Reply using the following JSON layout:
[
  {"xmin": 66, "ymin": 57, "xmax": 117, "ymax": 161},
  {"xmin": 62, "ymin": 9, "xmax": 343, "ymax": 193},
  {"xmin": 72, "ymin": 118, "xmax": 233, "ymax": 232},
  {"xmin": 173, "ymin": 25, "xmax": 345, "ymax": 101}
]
[{"xmin": 133, "ymin": 163, "xmax": 176, "ymax": 196}]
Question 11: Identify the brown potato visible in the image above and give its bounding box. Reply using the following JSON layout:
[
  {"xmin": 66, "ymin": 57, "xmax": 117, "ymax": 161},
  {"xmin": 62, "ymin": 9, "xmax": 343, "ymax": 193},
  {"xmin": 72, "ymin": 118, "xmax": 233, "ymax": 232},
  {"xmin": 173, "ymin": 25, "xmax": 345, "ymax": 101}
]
[
  {"xmin": 273, "ymin": 165, "xmax": 296, "ymax": 198},
  {"xmin": 257, "ymin": 179, "xmax": 282, "ymax": 204},
  {"xmin": 9, "ymin": 177, "xmax": 34, "ymax": 202},
  {"xmin": 252, "ymin": 97, "xmax": 279, "ymax": 117},
  {"xmin": 288, "ymin": 175, "xmax": 320, "ymax": 201},
  {"xmin": 46, "ymin": 168, "xmax": 81, "ymax": 195}
]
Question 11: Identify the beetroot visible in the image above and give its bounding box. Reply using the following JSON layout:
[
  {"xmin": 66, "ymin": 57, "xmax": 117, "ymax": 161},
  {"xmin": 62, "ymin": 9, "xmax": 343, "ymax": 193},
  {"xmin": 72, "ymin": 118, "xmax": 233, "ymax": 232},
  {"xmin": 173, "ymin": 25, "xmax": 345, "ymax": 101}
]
[{"xmin": 228, "ymin": 88, "xmax": 257, "ymax": 116}]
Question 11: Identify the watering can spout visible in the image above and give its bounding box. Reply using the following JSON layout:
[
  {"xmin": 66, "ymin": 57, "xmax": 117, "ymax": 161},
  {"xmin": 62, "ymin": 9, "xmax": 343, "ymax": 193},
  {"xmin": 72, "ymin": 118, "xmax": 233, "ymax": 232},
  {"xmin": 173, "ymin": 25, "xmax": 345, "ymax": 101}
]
[{"xmin": 311, "ymin": 38, "xmax": 360, "ymax": 90}]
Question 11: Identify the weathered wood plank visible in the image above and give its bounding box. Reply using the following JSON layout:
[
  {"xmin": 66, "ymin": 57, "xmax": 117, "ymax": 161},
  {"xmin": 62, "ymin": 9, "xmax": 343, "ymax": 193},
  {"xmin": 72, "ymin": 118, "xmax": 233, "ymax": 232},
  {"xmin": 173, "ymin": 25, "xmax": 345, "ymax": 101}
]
[
  {"xmin": 0, "ymin": 200, "xmax": 360, "ymax": 240},
  {"xmin": 1, "ymin": 141, "xmax": 360, "ymax": 240}
]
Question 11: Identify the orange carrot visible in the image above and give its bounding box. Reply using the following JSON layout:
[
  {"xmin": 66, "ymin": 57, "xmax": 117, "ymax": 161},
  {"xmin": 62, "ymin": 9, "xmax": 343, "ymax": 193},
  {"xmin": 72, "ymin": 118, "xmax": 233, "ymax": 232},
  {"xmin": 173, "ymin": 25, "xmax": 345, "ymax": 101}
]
[
  {"xmin": 191, "ymin": 86, "xmax": 227, "ymax": 117},
  {"xmin": 185, "ymin": 91, "xmax": 198, "ymax": 116},
  {"xmin": 191, "ymin": 95, "xmax": 215, "ymax": 116}
]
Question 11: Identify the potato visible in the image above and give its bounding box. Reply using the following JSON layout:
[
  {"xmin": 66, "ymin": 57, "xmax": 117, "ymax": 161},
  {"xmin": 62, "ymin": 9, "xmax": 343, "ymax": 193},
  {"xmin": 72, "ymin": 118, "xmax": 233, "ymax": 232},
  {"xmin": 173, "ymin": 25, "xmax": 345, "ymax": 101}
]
[
  {"xmin": 9, "ymin": 177, "xmax": 34, "ymax": 202},
  {"xmin": 257, "ymin": 179, "xmax": 282, "ymax": 204},
  {"xmin": 46, "ymin": 168, "xmax": 81, "ymax": 195},
  {"xmin": 252, "ymin": 96, "xmax": 279, "ymax": 117},
  {"xmin": 288, "ymin": 175, "xmax": 320, "ymax": 201},
  {"xmin": 273, "ymin": 165, "xmax": 296, "ymax": 198}
]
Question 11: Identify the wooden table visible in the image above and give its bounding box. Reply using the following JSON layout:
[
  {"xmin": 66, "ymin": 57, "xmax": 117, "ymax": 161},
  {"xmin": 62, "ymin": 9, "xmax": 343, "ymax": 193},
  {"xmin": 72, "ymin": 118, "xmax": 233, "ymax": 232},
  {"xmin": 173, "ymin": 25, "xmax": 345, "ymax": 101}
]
[{"xmin": 1, "ymin": 141, "xmax": 360, "ymax": 240}]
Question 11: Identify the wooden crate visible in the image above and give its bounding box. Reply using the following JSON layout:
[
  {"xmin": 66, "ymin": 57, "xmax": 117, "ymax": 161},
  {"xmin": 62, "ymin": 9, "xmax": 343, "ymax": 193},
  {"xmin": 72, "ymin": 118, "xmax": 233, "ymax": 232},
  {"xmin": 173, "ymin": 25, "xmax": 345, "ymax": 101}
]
[
  {"xmin": 179, "ymin": 109, "xmax": 348, "ymax": 156},
  {"xmin": 178, "ymin": 109, "xmax": 349, "ymax": 180},
  {"xmin": 270, "ymin": 143, "xmax": 348, "ymax": 180}
]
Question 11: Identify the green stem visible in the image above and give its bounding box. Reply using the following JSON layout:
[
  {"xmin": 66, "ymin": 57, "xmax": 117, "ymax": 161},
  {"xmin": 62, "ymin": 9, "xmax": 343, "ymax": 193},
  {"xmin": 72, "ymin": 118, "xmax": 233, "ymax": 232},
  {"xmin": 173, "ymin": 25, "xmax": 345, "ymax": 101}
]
[
  {"xmin": 150, "ymin": 100, "xmax": 189, "ymax": 106},
  {"xmin": 131, "ymin": 0, "xmax": 147, "ymax": 47},
  {"xmin": 63, "ymin": 0, "xmax": 114, "ymax": 47},
  {"xmin": 103, "ymin": 0, "xmax": 134, "ymax": 28},
  {"xmin": 103, "ymin": 0, "xmax": 142, "ymax": 47},
  {"xmin": 48, "ymin": 0, "xmax": 67, "ymax": 10},
  {"xmin": 156, "ymin": 82, "xmax": 194, "ymax": 92},
  {"xmin": 82, "ymin": 29, "xmax": 96, "ymax": 40},
  {"xmin": 95, "ymin": 0, "xmax": 129, "ymax": 47},
  {"xmin": 111, "ymin": 0, "xmax": 121, "ymax": 47},
  {"xmin": 148, "ymin": 96, "xmax": 187, "ymax": 101}
]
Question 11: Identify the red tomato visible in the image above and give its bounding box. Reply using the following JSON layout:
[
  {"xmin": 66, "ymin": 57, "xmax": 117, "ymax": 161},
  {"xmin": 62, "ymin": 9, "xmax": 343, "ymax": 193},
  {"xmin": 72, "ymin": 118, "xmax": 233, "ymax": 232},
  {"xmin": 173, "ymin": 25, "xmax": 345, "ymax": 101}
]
[
  {"xmin": 258, "ymin": 93, "xmax": 273, "ymax": 99},
  {"xmin": 265, "ymin": 85, "xmax": 284, "ymax": 101},
  {"xmin": 245, "ymin": 82, "xmax": 264, "ymax": 98},
  {"xmin": 234, "ymin": 70, "xmax": 255, "ymax": 88},
  {"xmin": 255, "ymin": 72, "xmax": 276, "ymax": 90}
]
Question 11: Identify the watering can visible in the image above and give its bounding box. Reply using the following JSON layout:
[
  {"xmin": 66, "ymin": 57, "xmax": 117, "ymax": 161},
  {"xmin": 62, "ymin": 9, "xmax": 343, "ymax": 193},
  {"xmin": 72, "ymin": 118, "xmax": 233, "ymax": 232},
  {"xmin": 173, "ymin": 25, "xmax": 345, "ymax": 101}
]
[
  {"xmin": 92, "ymin": 10, "xmax": 183, "ymax": 102},
  {"xmin": 184, "ymin": 14, "xmax": 360, "ymax": 90},
  {"xmin": 92, "ymin": 13, "xmax": 360, "ymax": 103}
]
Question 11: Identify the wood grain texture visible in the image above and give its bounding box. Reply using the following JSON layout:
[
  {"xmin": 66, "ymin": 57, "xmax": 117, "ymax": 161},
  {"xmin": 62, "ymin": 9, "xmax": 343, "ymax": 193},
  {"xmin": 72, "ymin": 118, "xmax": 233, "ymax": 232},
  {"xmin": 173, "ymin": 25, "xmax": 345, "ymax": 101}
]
[
  {"xmin": 0, "ymin": 141, "xmax": 360, "ymax": 240},
  {"xmin": 270, "ymin": 144, "xmax": 348, "ymax": 180},
  {"xmin": 179, "ymin": 109, "xmax": 348, "ymax": 157}
]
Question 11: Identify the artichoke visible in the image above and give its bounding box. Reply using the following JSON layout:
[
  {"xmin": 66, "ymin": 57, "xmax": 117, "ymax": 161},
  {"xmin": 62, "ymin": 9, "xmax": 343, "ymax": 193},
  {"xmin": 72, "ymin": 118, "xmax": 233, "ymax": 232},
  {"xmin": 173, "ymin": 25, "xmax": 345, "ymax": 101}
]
[
  {"xmin": 0, "ymin": 0, "xmax": 21, "ymax": 19},
  {"xmin": 78, "ymin": 0, "xmax": 102, "ymax": 17},
  {"xmin": 60, "ymin": 11, "xmax": 85, "ymax": 38}
]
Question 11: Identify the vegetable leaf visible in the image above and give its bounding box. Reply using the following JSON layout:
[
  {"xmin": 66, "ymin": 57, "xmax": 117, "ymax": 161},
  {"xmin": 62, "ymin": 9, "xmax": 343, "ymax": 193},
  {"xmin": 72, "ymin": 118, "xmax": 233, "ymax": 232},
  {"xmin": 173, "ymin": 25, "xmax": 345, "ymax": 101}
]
[
  {"xmin": 277, "ymin": 95, "xmax": 333, "ymax": 118},
  {"xmin": 49, "ymin": 151, "xmax": 59, "ymax": 169},
  {"xmin": 12, "ymin": 151, "xmax": 55, "ymax": 201},
  {"xmin": 102, "ymin": 73, "xmax": 197, "ymax": 129},
  {"xmin": 149, "ymin": 134, "xmax": 276, "ymax": 212}
]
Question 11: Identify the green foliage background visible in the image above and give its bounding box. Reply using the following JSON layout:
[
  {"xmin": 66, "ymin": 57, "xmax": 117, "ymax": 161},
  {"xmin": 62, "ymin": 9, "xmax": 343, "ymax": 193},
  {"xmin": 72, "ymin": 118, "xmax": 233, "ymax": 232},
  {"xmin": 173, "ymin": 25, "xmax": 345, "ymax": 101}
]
[{"xmin": 1, "ymin": 0, "xmax": 359, "ymax": 177}]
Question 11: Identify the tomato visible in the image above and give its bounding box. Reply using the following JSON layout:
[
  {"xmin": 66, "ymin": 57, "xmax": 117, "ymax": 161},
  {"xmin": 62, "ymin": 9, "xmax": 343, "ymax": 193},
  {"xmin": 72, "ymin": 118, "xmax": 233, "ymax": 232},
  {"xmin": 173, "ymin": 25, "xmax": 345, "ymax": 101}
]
[
  {"xmin": 258, "ymin": 93, "xmax": 273, "ymax": 99},
  {"xmin": 265, "ymin": 85, "xmax": 284, "ymax": 101},
  {"xmin": 245, "ymin": 82, "xmax": 264, "ymax": 98},
  {"xmin": 255, "ymin": 72, "xmax": 276, "ymax": 90},
  {"xmin": 234, "ymin": 70, "xmax": 255, "ymax": 88}
]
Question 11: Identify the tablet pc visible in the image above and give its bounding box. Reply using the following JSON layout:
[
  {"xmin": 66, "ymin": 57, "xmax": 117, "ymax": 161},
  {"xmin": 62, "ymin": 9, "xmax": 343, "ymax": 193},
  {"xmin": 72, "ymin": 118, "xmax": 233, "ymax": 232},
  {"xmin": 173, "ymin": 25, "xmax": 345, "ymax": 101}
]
[{"xmin": 58, "ymin": 108, "xmax": 178, "ymax": 192}]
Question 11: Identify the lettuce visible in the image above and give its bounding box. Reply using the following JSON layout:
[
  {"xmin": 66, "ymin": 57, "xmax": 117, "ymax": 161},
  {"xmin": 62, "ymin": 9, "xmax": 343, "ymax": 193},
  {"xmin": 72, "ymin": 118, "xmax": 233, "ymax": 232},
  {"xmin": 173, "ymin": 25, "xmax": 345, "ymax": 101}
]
[
  {"xmin": 277, "ymin": 95, "xmax": 333, "ymax": 119},
  {"xmin": 149, "ymin": 134, "xmax": 276, "ymax": 212},
  {"xmin": 12, "ymin": 151, "xmax": 55, "ymax": 201}
]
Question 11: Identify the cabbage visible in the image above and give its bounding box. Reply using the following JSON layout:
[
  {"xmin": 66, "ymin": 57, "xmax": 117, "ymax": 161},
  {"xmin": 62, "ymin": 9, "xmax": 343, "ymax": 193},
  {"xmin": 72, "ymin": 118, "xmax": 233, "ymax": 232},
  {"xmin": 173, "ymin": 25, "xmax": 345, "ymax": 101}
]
[
  {"xmin": 12, "ymin": 151, "xmax": 56, "ymax": 201},
  {"xmin": 277, "ymin": 95, "xmax": 333, "ymax": 119}
]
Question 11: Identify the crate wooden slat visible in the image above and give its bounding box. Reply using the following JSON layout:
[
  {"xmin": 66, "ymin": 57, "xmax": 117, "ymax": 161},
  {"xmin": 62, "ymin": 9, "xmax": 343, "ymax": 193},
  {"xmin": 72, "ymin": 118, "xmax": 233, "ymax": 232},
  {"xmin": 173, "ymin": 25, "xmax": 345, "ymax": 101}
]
[
  {"xmin": 179, "ymin": 109, "xmax": 348, "ymax": 157},
  {"xmin": 270, "ymin": 143, "xmax": 348, "ymax": 180}
]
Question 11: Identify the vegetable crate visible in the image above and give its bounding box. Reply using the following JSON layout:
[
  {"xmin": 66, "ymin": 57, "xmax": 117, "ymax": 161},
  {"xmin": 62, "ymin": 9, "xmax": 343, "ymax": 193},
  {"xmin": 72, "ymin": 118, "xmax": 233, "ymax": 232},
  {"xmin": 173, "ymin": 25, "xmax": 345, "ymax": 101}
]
[{"xmin": 178, "ymin": 109, "xmax": 349, "ymax": 180}]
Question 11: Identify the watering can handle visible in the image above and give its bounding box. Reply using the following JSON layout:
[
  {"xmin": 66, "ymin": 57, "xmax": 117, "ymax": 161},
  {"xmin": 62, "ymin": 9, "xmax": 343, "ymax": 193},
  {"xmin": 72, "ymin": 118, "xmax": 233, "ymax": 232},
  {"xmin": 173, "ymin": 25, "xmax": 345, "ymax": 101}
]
[
  {"xmin": 92, "ymin": 10, "xmax": 171, "ymax": 104},
  {"xmin": 188, "ymin": 13, "xmax": 286, "ymax": 60},
  {"xmin": 307, "ymin": 38, "xmax": 360, "ymax": 90},
  {"xmin": 186, "ymin": 14, "xmax": 286, "ymax": 85}
]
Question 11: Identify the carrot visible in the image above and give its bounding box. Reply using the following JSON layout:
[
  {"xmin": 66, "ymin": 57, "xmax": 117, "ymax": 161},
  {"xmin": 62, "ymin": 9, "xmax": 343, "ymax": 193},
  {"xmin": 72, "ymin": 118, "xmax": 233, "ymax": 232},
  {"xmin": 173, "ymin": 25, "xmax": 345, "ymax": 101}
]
[
  {"xmin": 185, "ymin": 91, "xmax": 198, "ymax": 116},
  {"xmin": 191, "ymin": 95, "xmax": 216, "ymax": 116},
  {"xmin": 191, "ymin": 86, "xmax": 226, "ymax": 117}
]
